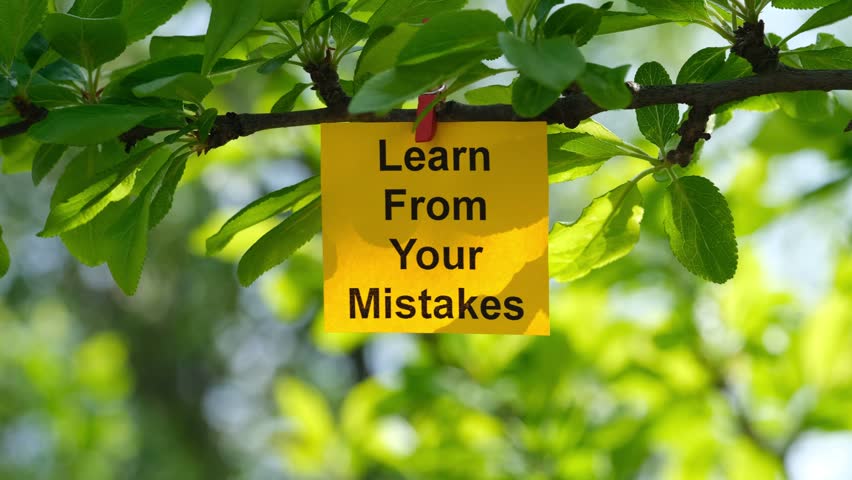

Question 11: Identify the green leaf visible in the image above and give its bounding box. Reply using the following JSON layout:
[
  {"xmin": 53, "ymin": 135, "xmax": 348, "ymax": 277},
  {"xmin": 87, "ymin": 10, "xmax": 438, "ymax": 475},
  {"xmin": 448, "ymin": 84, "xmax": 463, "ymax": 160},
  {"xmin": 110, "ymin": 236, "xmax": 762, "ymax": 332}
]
[
  {"xmin": 271, "ymin": 82, "xmax": 311, "ymax": 113},
  {"xmin": 29, "ymin": 104, "xmax": 163, "ymax": 146},
  {"xmin": 663, "ymin": 175, "xmax": 738, "ymax": 283},
  {"xmin": 43, "ymin": 13, "xmax": 127, "ymax": 71},
  {"xmin": 634, "ymin": 61, "xmax": 678, "ymax": 150},
  {"xmin": 0, "ymin": 0, "xmax": 47, "ymax": 68},
  {"xmin": 548, "ymin": 131, "xmax": 640, "ymax": 183},
  {"xmin": 626, "ymin": 0, "xmax": 709, "ymax": 22},
  {"xmin": 261, "ymin": 0, "xmax": 311, "ymax": 21},
  {"xmin": 69, "ymin": 0, "xmax": 122, "ymax": 17},
  {"xmin": 38, "ymin": 143, "xmax": 162, "ymax": 237},
  {"xmin": 397, "ymin": 9, "xmax": 504, "ymax": 66},
  {"xmin": 791, "ymin": 46, "xmax": 852, "ymax": 69},
  {"xmin": 350, "ymin": 52, "xmax": 478, "ymax": 113},
  {"xmin": 774, "ymin": 91, "xmax": 832, "ymax": 121},
  {"xmin": 597, "ymin": 11, "xmax": 669, "ymax": 35},
  {"xmin": 549, "ymin": 181, "xmax": 644, "ymax": 281},
  {"xmin": 353, "ymin": 24, "xmax": 417, "ymax": 86},
  {"xmin": 677, "ymin": 47, "xmax": 727, "ymax": 84},
  {"xmin": 106, "ymin": 188, "xmax": 150, "ymax": 294},
  {"xmin": 507, "ymin": 0, "xmax": 537, "ymax": 23},
  {"xmin": 511, "ymin": 75, "xmax": 560, "ymax": 117},
  {"xmin": 131, "ymin": 72, "xmax": 213, "ymax": 103},
  {"xmin": 257, "ymin": 45, "xmax": 301, "ymax": 74},
  {"xmin": 543, "ymin": 4, "xmax": 601, "ymax": 46},
  {"xmin": 119, "ymin": 55, "xmax": 255, "ymax": 91},
  {"xmin": 783, "ymin": 1, "xmax": 852, "ymax": 43},
  {"xmin": 203, "ymin": 0, "xmax": 262, "ymax": 75},
  {"xmin": 331, "ymin": 13, "xmax": 369, "ymax": 54},
  {"xmin": 54, "ymin": 145, "xmax": 129, "ymax": 266},
  {"xmin": 27, "ymin": 83, "xmax": 80, "ymax": 108},
  {"xmin": 32, "ymin": 143, "xmax": 67, "ymax": 185},
  {"xmin": 0, "ymin": 225, "xmax": 8, "ymax": 278},
  {"xmin": 464, "ymin": 84, "xmax": 512, "ymax": 105},
  {"xmin": 149, "ymin": 152, "xmax": 189, "ymax": 228},
  {"xmin": 149, "ymin": 35, "xmax": 204, "ymax": 59},
  {"xmin": 368, "ymin": 0, "xmax": 467, "ymax": 29},
  {"xmin": 498, "ymin": 33, "xmax": 585, "ymax": 91},
  {"xmin": 207, "ymin": 175, "xmax": 320, "ymax": 254},
  {"xmin": 577, "ymin": 63, "xmax": 631, "ymax": 110},
  {"xmin": 772, "ymin": 0, "xmax": 842, "ymax": 9},
  {"xmin": 121, "ymin": 0, "xmax": 188, "ymax": 43},
  {"xmin": 0, "ymin": 135, "xmax": 39, "ymax": 174},
  {"xmin": 238, "ymin": 197, "xmax": 322, "ymax": 286}
]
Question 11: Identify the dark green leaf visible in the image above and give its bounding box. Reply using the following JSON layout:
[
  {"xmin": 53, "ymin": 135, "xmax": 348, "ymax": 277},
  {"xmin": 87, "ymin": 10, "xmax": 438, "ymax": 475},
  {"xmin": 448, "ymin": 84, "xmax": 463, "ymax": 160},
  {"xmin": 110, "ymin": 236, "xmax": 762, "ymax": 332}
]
[
  {"xmin": 663, "ymin": 175, "xmax": 738, "ymax": 283},
  {"xmin": 511, "ymin": 75, "xmax": 559, "ymax": 117},
  {"xmin": 29, "ymin": 104, "xmax": 163, "ymax": 145},
  {"xmin": 499, "ymin": 33, "xmax": 585, "ymax": 91},
  {"xmin": 237, "ymin": 197, "xmax": 322, "ymax": 286},
  {"xmin": 783, "ymin": 1, "xmax": 852, "ymax": 42},
  {"xmin": 261, "ymin": 0, "xmax": 311, "ymax": 21},
  {"xmin": 549, "ymin": 181, "xmax": 644, "ymax": 281},
  {"xmin": 398, "ymin": 10, "xmax": 504, "ymax": 65},
  {"xmin": 634, "ymin": 61, "xmax": 678, "ymax": 150},
  {"xmin": 676, "ymin": 47, "xmax": 727, "ymax": 84},
  {"xmin": 203, "ymin": 0, "xmax": 262, "ymax": 75},
  {"xmin": 626, "ymin": 0, "xmax": 709, "ymax": 21},
  {"xmin": 271, "ymin": 83, "xmax": 311, "ymax": 113},
  {"xmin": 32, "ymin": 143, "xmax": 67, "ymax": 185},
  {"xmin": 131, "ymin": 72, "xmax": 214, "ymax": 103},
  {"xmin": 121, "ymin": 0, "xmax": 188, "ymax": 43},
  {"xmin": 43, "ymin": 13, "xmax": 127, "ymax": 70},
  {"xmin": 543, "ymin": 4, "xmax": 601, "ymax": 46},
  {"xmin": 0, "ymin": 0, "xmax": 47, "ymax": 67},
  {"xmin": 577, "ymin": 63, "xmax": 631, "ymax": 110},
  {"xmin": 207, "ymin": 175, "xmax": 320, "ymax": 254}
]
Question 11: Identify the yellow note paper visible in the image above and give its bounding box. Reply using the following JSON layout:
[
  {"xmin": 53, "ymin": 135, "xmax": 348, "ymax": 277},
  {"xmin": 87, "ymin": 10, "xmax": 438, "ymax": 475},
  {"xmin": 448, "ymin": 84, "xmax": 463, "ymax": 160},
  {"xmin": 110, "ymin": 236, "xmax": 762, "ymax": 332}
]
[{"xmin": 321, "ymin": 122, "xmax": 549, "ymax": 335}]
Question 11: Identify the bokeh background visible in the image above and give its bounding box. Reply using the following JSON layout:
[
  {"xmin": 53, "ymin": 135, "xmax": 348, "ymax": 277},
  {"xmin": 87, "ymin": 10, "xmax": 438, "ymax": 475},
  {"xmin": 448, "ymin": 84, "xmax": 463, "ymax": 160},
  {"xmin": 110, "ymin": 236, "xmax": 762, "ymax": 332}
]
[{"xmin": 1, "ymin": 1, "xmax": 851, "ymax": 478}]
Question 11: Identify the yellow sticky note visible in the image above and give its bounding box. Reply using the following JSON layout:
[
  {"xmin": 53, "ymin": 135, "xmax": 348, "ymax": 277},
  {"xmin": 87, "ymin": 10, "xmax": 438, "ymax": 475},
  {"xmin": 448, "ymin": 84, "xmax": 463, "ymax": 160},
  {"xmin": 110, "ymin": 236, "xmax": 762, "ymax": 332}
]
[{"xmin": 321, "ymin": 122, "xmax": 549, "ymax": 335}]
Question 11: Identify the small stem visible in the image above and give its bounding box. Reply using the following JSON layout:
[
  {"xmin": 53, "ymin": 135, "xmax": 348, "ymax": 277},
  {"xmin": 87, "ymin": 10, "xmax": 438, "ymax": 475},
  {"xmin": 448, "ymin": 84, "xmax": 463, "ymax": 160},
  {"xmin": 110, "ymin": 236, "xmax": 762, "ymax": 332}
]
[
  {"xmin": 277, "ymin": 21, "xmax": 298, "ymax": 47},
  {"xmin": 631, "ymin": 166, "xmax": 659, "ymax": 185},
  {"xmin": 698, "ymin": 20, "xmax": 736, "ymax": 42}
]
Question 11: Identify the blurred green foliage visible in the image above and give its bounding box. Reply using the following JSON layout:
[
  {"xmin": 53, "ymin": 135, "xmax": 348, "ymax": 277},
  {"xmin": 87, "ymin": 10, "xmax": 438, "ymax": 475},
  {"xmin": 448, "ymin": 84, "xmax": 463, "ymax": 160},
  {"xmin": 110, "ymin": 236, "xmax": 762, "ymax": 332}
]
[{"xmin": 1, "ymin": 1, "xmax": 852, "ymax": 479}]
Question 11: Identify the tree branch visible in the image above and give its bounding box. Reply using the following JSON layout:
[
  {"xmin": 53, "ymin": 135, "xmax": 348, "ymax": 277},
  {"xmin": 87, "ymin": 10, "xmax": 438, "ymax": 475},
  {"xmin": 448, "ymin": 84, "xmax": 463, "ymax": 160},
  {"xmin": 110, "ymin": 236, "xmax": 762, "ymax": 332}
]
[
  {"xmin": 198, "ymin": 69, "xmax": 852, "ymax": 150},
  {"xmin": 3, "ymin": 69, "xmax": 852, "ymax": 152}
]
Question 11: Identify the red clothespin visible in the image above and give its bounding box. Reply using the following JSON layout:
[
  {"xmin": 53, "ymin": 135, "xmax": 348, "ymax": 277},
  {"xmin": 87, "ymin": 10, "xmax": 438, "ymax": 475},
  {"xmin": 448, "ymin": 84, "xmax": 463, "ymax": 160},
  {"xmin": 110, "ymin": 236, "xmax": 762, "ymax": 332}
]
[
  {"xmin": 415, "ymin": 85, "xmax": 445, "ymax": 142},
  {"xmin": 415, "ymin": 18, "xmax": 443, "ymax": 143}
]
